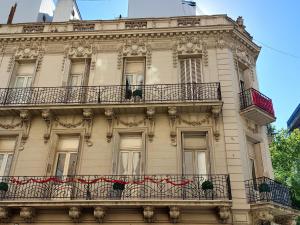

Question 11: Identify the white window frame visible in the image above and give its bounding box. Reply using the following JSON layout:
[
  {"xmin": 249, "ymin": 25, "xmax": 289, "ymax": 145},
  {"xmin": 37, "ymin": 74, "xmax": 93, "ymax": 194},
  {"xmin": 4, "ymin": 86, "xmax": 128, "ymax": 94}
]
[
  {"xmin": 54, "ymin": 152, "xmax": 78, "ymax": 177},
  {"xmin": 182, "ymin": 132, "xmax": 209, "ymax": 175},
  {"xmin": 68, "ymin": 59, "xmax": 91, "ymax": 87},
  {"xmin": 0, "ymin": 153, "xmax": 13, "ymax": 176},
  {"xmin": 113, "ymin": 129, "xmax": 146, "ymax": 175}
]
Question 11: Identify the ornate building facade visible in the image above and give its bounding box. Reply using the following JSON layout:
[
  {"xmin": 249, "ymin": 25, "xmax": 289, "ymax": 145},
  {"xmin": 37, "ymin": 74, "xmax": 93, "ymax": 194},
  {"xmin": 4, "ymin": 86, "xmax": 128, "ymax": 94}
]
[{"xmin": 0, "ymin": 15, "xmax": 298, "ymax": 224}]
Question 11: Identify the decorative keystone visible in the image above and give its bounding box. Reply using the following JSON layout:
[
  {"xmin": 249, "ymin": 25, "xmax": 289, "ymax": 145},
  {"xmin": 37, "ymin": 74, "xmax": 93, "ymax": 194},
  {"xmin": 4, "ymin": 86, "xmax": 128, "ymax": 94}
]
[
  {"xmin": 69, "ymin": 207, "xmax": 81, "ymax": 222},
  {"xmin": 143, "ymin": 206, "xmax": 155, "ymax": 223},
  {"xmin": 20, "ymin": 207, "xmax": 35, "ymax": 223},
  {"xmin": 94, "ymin": 207, "xmax": 105, "ymax": 223},
  {"xmin": 218, "ymin": 206, "xmax": 231, "ymax": 223},
  {"xmin": 169, "ymin": 206, "xmax": 180, "ymax": 223}
]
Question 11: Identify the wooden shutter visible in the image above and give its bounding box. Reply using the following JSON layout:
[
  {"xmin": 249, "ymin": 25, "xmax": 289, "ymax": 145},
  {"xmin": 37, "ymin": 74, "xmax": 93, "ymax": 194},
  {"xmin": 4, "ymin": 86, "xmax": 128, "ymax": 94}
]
[{"xmin": 180, "ymin": 58, "xmax": 202, "ymax": 84}]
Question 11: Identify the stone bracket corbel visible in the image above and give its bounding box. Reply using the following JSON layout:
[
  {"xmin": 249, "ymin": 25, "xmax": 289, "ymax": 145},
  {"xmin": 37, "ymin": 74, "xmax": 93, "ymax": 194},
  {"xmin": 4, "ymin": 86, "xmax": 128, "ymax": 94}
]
[
  {"xmin": 20, "ymin": 207, "xmax": 35, "ymax": 223},
  {"xmin": 94, "ymin": 207, "xmax": 106, "ymax": 223},
  {"xmin": 212, "ymin": 106, "xmax": 222, "ymax": 141},
  {"xmin": 0, "ymin": 207, "xmax": 10, "ymax": 223},
  {"xmin": 143, "ymin": 206, "xmax": 155, "ymax": 223},
  {"xmin": 146, "ymin": 107, "xmax": 155, "ymax": 142},
  {"xmin": 69, "ymin": 207, "xmax": 81, "ymax": 223},
  {"xmin": 169, "ymin": 206, "xmax": 180, "ymax": 223},
  {"xmin": 19, "ymin": 110, "xmax": 31, "ymax": 150},
  {"xmin": 41, "ymin": 109, "xmax": 53, "ymax": 143},
  {"xmin": 83, "ymin": 109, "xmax": 94, "ymax": 146},
  {"xmin": 217, "ymin": 206, "xmax": 231, "ymax": 223},
  {"xmin": 168, "ymin": 107, "xmax": 178, "ymax": 146},
  {"xmin": 253, "ymin": 209, "xmax": 274, "ymax": 225},
  {"xmin": 104, "ymin": 108, "xmax": 114, "ymax": 143},
  {"xmin": 274, "ymin": 215, "xmax": 298, "ymax": 225}
]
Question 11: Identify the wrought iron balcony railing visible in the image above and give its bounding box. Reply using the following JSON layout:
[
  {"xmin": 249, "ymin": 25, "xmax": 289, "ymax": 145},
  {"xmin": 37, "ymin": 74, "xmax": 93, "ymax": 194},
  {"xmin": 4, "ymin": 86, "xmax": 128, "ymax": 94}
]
[
  {"xmin": 240, "ymin": 88, "xmax": 275, "ymax": 117},
  {"xmin": 0, "ymin": 83, "xmax": 221, "ymax": 106},
  {"xmin": 0, "ymin": 174, "xmax": 231, "ymax": 201},
  {"xmin": 245, "ymin": 177, "xmax": 295, "ymax": 208}
]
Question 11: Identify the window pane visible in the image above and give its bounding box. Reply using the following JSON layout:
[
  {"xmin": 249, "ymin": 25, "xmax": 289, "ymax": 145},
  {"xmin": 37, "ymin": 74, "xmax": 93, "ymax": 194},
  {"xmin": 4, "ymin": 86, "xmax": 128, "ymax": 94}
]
[
  {"xmin": 55, "ymin": 153, "xmax": 66, "ymax": 176},
  {"xmin": 67, "ymin": 153, "xmax": 77, "ymax": 176},
  {"xmin": 119, "ymin": 152, "xmax": 129, "ymax": 175},
  {"xmin": 120, "ymin": 135, "xmax": 142, "ymax": 150},
  {"xmin": 184, "ymin": 151, "xmax": 193, "ymax": 174},
  {"xmin": 197, "ymin": 152, "xmax": 207, "ymax": 175},
  {"xmin": 132, "ymin": 152, "xmax": 141, "ymax": 175},
  {"xmin": 0, "ymin": 154, "xmax": 4, "ymax": 174},
  {"xmin": 4, "ymin": 154, "xmax": 13, "ymax": 176},
  {"xmin": 15, "ymin": 77, "xmax": 25, "ymax": 88},
  {"xmin": 25, "ymin": 76, "xmax": 32, "ymax": 87}
]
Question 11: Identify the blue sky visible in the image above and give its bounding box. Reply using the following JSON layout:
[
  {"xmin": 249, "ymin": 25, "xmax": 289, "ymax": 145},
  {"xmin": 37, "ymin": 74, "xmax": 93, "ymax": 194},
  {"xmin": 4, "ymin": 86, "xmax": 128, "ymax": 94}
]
[{"xmin": 76, "ymin": 0, "xmax": 300, "ymax": 129}]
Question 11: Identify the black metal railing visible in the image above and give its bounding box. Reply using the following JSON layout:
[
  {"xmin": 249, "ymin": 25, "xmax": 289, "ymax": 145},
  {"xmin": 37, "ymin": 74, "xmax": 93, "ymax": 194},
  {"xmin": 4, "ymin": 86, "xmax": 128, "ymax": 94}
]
[
  {"xmin": 0, "ymin": 174, "xmax": 230, "ymax": 200},
  {"xmin": 245, "ymin": 177, "xmax": 294, "ymax": 208},
  {"xmin": 0, "ymin": 83, "xmax": 221, "ymax": 106},
  {"xmin": 240, "ymin": 88, "xmax": 275, "ymax": 117}
]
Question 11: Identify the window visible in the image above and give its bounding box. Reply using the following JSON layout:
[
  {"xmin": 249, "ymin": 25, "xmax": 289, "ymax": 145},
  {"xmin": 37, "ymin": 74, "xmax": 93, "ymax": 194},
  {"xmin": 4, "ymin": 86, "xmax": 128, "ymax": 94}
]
[
  {"xmin": 117, "ymin": 134, "xmax": 143, "ymax": 175},
  {"xmin": 247, "ymin": 140, "xmax": 257, "ymax": 181},
  {"xmin": 68, "ymin": 59, "xmax": 91, "ymax": 86},
  {"xmin": 179, "ymin": 57, "xmax": 202, "ymax": 84},
  {"xmin": 66, "ymin": 59, "xmax": 91, "ymax": 103},
  {"xmin": 0, "ymin": 138, "xmax": 16, "ymax": 176},
  {"xmin": 179, "ymin": 57, "xmax": 202, "ymax": 100},
  {"xmin": 14, "ymin": 62, "xmax": 35, "ymax": 88},
  {"xmin": 54, "ymin": 136, "xmax": 80, "ymax": 177},
  {"xmin": 123, "ymin": 58, "xmax": 145, "ymax": 100},
  {"xmin": 182, "ymin": 133, "xmax": 208, "ymax": 175}
]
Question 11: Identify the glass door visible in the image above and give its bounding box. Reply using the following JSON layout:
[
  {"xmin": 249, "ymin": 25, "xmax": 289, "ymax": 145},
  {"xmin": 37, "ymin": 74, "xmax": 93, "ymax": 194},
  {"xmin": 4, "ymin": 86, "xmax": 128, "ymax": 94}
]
[{"xmin": 123, "ymin": 58, "xmax": 145, "ymax": 101}]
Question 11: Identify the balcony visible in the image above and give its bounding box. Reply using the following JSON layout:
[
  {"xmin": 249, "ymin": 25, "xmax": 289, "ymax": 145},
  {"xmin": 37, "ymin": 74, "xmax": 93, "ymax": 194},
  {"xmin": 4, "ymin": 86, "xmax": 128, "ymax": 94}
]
[
  {"xmin": 240, "ymin": 88, "xmax": 276, "ymax": 125},
  {"xmin": 0, "ymin": 174, "xmax": 232, "ymax": 223},
  {"xmin": 245, "ymin": 177, "xmax": 294, "ymax": 208},
  {"xmin": 0, "ymin": 174, "xmax": 230, "ymax": 201},
  {"xmin": 0, "ymin": 83, "xmax": 221, "ymax": 114}
]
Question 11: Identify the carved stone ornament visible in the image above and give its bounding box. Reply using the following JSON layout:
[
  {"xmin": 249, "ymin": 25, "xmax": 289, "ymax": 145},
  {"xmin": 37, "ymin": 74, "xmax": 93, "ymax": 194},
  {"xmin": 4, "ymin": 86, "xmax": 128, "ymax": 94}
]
[
  {"xmin": 117, "ymin": 116, "xmax": 146, "ymax": 127},
  {"xmin": 83, "ymin": 109, "xmax": 94, "ymax": 146},
  {"xmin": 275, "ymin": 215, "xmax": 298, "ymax": 225},
  {"xmin": 211, "ymin": 106, "xmax": 222, "ymax": 141},
  {"xmin": 10, "ymin": 42, "xmax": 45, "ymax": 72},
  {"xmin": 143, "ymin": 206, "xmax": 155, "ymax": 223},
  {"xmin": 104, "ymin": 108, "xmax": 115, "ymax": 143},
  {"xmin": 94, "ymin": 207, "xmax": 106, "ymax": 223},
  {"xmin": 169, "ymin": 206, "xmax": 180, "ymax": 223},
  {"xmin": 253, "ymin": 210, "xmax": 274, "ymax": 225},
  {"xmin": 66, "ymin": 40, "xmax": 94, "ymax": 58},
  {"xmin": 69, "ymin": 207, "xmax": 81, "ymax": 223},
  {"xmin": 178, "ymin": 114, "xmax": 210, "ymax": 126},
  {"xmin": 19, "ymin": 110, "xmax": 31, "ymax": 150},
  {"xmin": 146, "ymin": 107, "xmax": 155, "ymax": 142},
  {"xmin": 118, "ymin": 38, "xmax": 152, "ymax": 69},
  {"xmin": 41, "ymin": 109, "xmax": 53, "ymax": 143},
  {"xmin": 168, "ymin": 107, "xmax": 178, "ymax": 146},
  {"xmin": 218, "ymin": 206, "xmax": 231, "ymax": 223},
  {"xmin": 0, "ymin": 207, "xmax": 10, "ymax": 223},
  {"xmin": 173, "ymin": 35, "xmax": 208, "ymax": 67},
  {"xmin": 235, "ymin": 44, "xmax": 255, "ymax": 67},
  {"xmin": 20, "ymin": 207, "xmax": 35, "ymax": 223}
]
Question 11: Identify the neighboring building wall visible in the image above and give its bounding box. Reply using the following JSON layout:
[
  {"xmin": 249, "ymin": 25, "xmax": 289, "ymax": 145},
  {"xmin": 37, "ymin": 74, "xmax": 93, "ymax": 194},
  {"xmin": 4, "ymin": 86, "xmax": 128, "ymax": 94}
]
[
  {"xmin": 128, "ymin": 0, "xmax": 196, "ymax": 18},
  {"xmin": 287, "ymin": 104, "xmax": 300, "ymax": 131},
  {"xmin": 53, "ymin": 0, "xmax": 81, "ymax": 22},
  {"xmin": 0, "ymin": 0, "xmax": 55, "ymax": 24}
]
